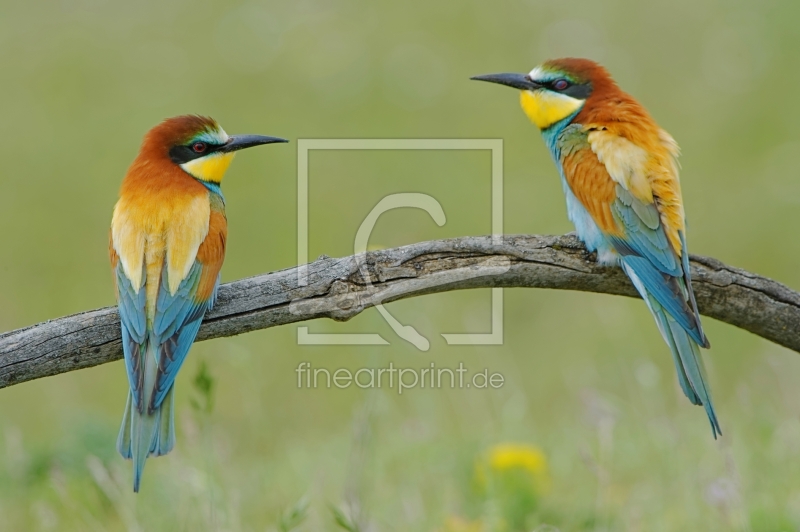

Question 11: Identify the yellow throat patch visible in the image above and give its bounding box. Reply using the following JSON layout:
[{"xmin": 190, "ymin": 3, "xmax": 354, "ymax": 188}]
[
  {"xmin": 180, "ymin": 152, "xmax": 235, "ymax": 183},
  {"xmin": 519, "ymin": 90, "xmax": 584, "ymax": 130}
]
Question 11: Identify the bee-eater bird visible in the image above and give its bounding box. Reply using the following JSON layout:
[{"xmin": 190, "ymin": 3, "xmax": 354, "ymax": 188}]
[
  {"xmin": 472, "ymin": 58, "xmax": 721, "ymax": 438},
  {"xmin": 109, "ymin": 115, "xmax": 287, "ymax": 491}
]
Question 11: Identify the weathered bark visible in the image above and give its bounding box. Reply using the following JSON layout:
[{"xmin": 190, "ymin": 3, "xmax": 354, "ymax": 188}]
[{"xmin": 1, "ymin": 234, "xmax": 797, "ymax": 389}]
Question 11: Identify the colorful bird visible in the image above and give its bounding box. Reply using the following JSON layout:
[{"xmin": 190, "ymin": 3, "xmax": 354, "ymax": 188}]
[
  {"xmin": 109, "ymin": 115, "xmax": 287, "ymax": 491},
  {"xmin": 472, "ymin": 58, "xmax": 720, "ymax": 438}
]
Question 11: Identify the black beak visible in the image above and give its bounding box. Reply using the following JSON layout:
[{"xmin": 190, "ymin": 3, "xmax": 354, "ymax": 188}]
[
  {"xmin": 470, "ymin": 73, "xmax": 541, "ymax": 91},
  {"xmin": 219, "ymin": 134, "xmax": 288, "ymax": 153}
]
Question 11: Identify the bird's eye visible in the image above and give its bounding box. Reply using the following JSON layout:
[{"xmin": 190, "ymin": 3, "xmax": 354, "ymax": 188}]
[
  {"xmin": 192, "ymin": 142, "xmax": 207, "ymax": 153},
  {"xmin": 553, "ymin": 79, "xmax": 570, "ymax": 91}
]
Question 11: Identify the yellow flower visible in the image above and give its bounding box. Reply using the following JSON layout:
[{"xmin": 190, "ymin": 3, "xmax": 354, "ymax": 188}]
[
  {"xmin": 472, "ymin": 442, "xmax": 551, "ymax": 530},
  {"xmin": 489, "ymin": 443, "xmax": 547, "ymax": 478}
]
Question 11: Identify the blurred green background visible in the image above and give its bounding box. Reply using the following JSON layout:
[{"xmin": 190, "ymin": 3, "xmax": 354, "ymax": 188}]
[{"xmin": 1, "ymin": 0, "xmax": 799, "ymax": 530}]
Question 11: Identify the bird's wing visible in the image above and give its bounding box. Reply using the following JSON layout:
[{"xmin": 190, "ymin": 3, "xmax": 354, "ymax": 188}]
[
  {"xmin": 560, "ymin": 125, "xmax": 707, "ymax": 346},
  {"xmin": 150, "ymin": 207, "xmax": 227, "ymax": 410},
  {"xmin": 111, "ymin": 234, "xmax": 147, "ymax": 409}
]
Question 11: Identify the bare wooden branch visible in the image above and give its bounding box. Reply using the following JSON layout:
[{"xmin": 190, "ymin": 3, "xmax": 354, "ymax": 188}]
[{"xmin": 1, "ymin": 234, "xmax": 797, "ymax": 389}]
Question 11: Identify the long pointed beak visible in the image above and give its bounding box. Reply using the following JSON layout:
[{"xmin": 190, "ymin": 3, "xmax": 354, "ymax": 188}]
[
  {"xmin": 219, "ymin": 134, "xmax": 288, "ymax": 153},
  {"xmin": 470, "ymin": 73, "xmax": 541, "ymax": 91}
]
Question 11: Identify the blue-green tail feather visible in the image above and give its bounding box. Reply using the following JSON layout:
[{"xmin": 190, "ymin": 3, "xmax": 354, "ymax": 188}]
[
  {"xmin": 622, "ymin": 263, "xmax": 721, "ymax": 438},
  {"xmin": 117, "ymin": 377, "xmax": 176, "ymax": 492},
  {"xmin": 668, "ymin": 313, "xmax": 720, "ymax": 437},
  {"xmin": 116, "ymin": 257, "xmax": 217, "ymax": 492},
  {"xmin": 116, "ymin": 392, "xmax": 133, "ymax": 460},
  {"xmin": 651, "ymin": 305, "xmax": 700, "ymax": 406}
]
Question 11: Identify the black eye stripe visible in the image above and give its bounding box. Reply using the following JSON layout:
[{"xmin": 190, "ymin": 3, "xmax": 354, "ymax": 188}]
[
  {"xmin": 539, "ymin": 79, "xmax": 593, "ymax": 99},
  {"xmin": 168, "ymin": 142, "xmax": 225, "ymax": 164}
]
